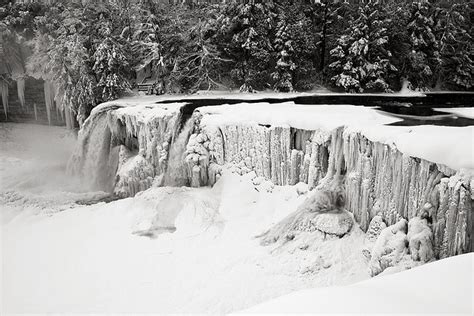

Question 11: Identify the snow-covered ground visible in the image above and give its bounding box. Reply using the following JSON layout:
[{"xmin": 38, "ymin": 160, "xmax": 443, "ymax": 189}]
[
  {"xmin": 1, "ymin": 123, "xmax": 368, "ymax": 314},
  {"xmin": 240, "ymin": 252, "xmax": 473, "ymax": 314},
  {"xmin": 1, "ymin": 112, "xmax": 472, "ymax": 313}
]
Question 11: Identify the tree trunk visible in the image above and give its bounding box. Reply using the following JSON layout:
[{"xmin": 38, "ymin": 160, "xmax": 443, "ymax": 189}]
[{"xmin": 319, "ymin": 3, "xmax": 329, "ymax": 75}]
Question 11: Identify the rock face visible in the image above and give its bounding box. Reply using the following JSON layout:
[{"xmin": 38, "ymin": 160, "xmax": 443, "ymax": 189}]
[{"xmin": 68, "ymin": 100, "xmax": 473, "ymax": 259}]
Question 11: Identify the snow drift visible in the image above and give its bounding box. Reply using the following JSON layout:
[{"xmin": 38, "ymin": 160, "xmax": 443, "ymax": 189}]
[{"xmin": 239, "ymin": 252, "xmax": 473, "ymax": 314}]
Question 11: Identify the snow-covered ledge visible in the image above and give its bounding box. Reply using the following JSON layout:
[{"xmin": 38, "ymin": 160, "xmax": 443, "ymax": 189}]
[{"xmin": 68, "ymin": 97, "xmax": 473, "ymax": 259}]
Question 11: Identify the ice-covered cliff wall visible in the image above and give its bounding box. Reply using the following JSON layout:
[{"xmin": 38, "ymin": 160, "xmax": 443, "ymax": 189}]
[
  {"xmin": 184, "ymin": 106, "xmax": 473, "ymax": 258},
  {"xmin": 68, "ymin": 99, "xmax": 473, "ymax": 258}
]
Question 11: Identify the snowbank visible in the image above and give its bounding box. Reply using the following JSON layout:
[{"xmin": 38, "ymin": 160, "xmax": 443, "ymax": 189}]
[{"xmin": 239, "ymin": 253, "xmax": 473, "ymax": 314}]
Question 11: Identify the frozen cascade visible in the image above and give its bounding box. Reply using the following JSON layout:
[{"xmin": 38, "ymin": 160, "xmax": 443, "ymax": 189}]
[
  {"xmin": 162, "ymin": 116, "xmax": 197, "ymax": 187},
  {"xmin": 67, "ymin": 105, "xmax": 119, "ymax": 192},
  {"xmin": 68, "ymin": 102, "xmax": 472, "ymax": 259},
  {"xmin": 68, "ymin": 101, "xmax": 183, "ymax": 197}
]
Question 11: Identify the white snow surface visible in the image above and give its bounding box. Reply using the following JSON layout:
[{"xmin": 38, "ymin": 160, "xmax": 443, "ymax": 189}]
[
  {"xmin": 436, "ymin": 107, "xmax": 474, "ymax": 119},
  {"xmin": 1, "ymin": 123, "xmax": 369, "ymax": 314},
  {"xmin": 2, "ymin": 175, "xmax": 368, "ymax": 314},
  {"xmin": 240, "ymin": 253, "xmax": 473, "ymax": 314},
  {"xmin": 90, "ymin": 95, "xmax": 185, "ymax": 120}
]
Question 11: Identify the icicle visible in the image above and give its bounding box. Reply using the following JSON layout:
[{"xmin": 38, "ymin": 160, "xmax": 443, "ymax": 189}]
[
  {"xmin": 1, "ymin": 80, "xmax": 8, "ymax": 118},
  {"xmin": 16, "ymin": 77, "xmax": 25, "ymax": 108}
]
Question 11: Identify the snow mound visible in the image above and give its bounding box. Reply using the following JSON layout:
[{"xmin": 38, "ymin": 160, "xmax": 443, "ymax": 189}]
[{"xmin": 131, "ymin": 186, "xmax": 222, "ymax": 239}]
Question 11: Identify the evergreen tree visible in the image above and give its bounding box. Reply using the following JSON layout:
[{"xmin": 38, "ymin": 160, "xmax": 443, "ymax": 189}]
[
  {"xmin": 437, "ymin": 2, "xmax": 473, "ymax": 89},
  {"xmin": 92, "ymin": 25, "xmax": 131, "ymax": 102},
  {"xmin": 329, "ymin": 0, "xmax": 396, "ymax": 92},
  {"xmin": 402, "ymin": 0, "xmax": 441, "ymax": 90},
  {"xmin": 272, "ymin": 16, "xmax": 295, "ymax": 92},
  {"xmin": 271, "ymin": 0, "xmax": 316, "ymax": 91},
  {"xmin": 3, "ymin": 0, "xmax": 474, "ymax": 126},
  {"xmin": 217, "ymin": 1, "xmax": 277, "ymax": 92},
  {"xmin": 312, "ymin": 0, "xmax": 351, "ymax": 79}
]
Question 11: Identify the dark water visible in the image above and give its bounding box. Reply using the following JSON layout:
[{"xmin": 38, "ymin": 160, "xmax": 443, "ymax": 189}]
[{"xmin": 157, "ymin": 92, "xmax": 474, "ymax": 127}]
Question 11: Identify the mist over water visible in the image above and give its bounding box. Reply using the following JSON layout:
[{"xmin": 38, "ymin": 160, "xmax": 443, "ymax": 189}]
[
  {"xmin": 0, "ymin": 124, "xmax": 77, "ymax": 190},
  {"xmin": 0, "ymin": 123, "xmax": 111, "ymax": 223}
]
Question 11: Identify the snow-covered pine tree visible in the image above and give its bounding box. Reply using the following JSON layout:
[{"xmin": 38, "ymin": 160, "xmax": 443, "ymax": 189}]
[
  {"xmin": 312, "ymin": 0, "xmax": 351, "ymax": 79},
  {"xmin": 329, "ymin": 0, "xmax": 395, "ymax": 92},
  {"xmin": 272, "ymin": 16, "xmax": 295, "ymax": 92},
  {"xmin": 437, "ymin": 2, "xmax": 473, "ymax": 89},
  {"xmin": 217, "ymin": 1, "xmax": 277, "ymax": 92},
  {"xmin": 403, "ymin": 0, "xmax": 441, "ymax": 90},
  {"xmin": 131, "ymin": 6, "xmax": 163, "ymax": 77},
  {"xmin": 92, "ymin": 21, "xmax": 131, "ymax": 102}
]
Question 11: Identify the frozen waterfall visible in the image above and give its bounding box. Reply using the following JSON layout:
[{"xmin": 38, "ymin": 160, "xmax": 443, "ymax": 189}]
[{"xmin": 68, "ymin": 98, "xmax": 473, "ymax": 259}]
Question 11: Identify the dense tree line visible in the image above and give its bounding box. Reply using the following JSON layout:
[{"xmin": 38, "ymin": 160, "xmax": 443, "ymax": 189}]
[{"xmin": 0, "ymin": 0, "xmax": 472, "ymax": 121}]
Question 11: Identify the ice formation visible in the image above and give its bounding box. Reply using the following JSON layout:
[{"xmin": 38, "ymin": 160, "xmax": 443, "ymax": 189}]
[
  {"xmin": 368, "ymin": 213, "xmax": 436, "ymax": 276},
  {"xmin": 407, "ymin": 215, "xmax": 434, "ymax": 262},
  {"xmin": 68, "ymin": 98, "xmax": 473, "ymax": 261},
  {"xmin": 362, "ymin": 214, "xmax": 387, "ymax": 260},
  {"xmin": 68, "ymin": 100, "xmax": 187, "ymax": 196},
  {"xmin": 368, "ymin": 218, "xmax": 409, "ymax": 276}
]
